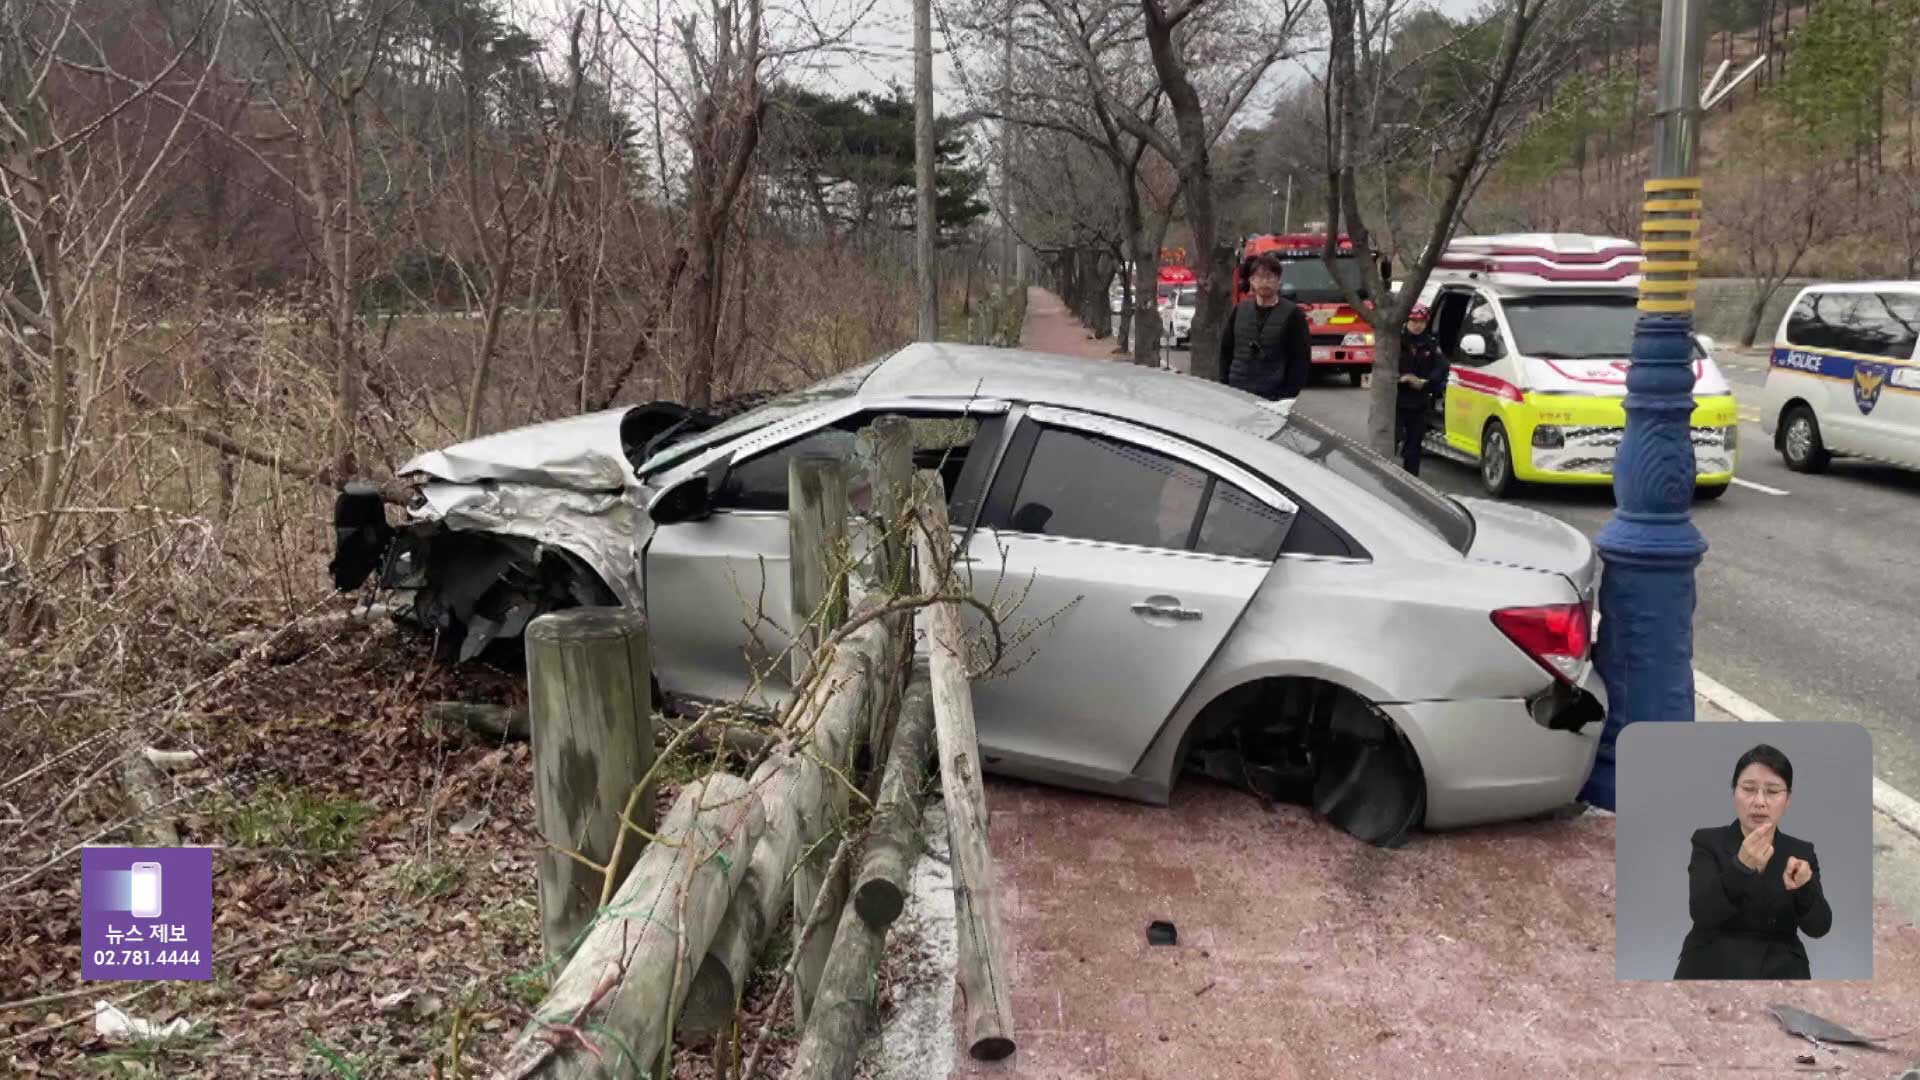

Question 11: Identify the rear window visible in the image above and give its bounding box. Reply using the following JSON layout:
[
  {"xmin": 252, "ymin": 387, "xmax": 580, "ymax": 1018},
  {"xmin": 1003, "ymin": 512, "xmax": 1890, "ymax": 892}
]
[
  {"xmin": 1785, "ymin": 291, "xmax": 1920, "ymax": 360},
  {"xmin": 1268, "ymin": 413, "xmax": 1474, "ymax": 553}
]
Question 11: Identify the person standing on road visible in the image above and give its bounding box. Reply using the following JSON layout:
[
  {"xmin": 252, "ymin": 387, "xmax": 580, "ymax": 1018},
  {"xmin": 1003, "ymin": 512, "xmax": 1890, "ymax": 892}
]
[
  {"xmin": 1394, "ymin": 305, "xmax": 1449, "ymax": 475},
  {"xmin": 1217, "ymin": 252, "xmax": 1311, "ymax": 402}
]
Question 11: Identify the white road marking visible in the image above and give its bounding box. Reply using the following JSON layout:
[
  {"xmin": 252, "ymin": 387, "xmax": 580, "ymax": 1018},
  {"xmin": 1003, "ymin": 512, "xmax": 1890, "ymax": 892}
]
[
  {"xmin": 1730, "ymin": 477, "xmax": 1789, "ymax": 495},
  {"xmin": 1693, "ymin": 668, "xmax": 1920, "ymax": 841}
]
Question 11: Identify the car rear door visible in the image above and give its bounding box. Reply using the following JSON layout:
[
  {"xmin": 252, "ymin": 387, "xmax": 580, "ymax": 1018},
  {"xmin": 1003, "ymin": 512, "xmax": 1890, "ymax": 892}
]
[{"xmin": 958, "ymin": 406, "xmax": 1299, "ymax": 781}]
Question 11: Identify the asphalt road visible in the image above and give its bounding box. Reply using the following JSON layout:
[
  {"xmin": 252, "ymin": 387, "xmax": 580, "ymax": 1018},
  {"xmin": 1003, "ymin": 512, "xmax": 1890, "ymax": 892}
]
[{"xmin": 1160, "ymin": 343, "xmax": 1920, "ymax": 799}]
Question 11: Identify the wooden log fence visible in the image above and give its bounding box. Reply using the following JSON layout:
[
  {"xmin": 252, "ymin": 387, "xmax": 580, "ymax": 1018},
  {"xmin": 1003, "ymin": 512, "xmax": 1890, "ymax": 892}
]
[{"xmin": 492, "ymin": 427, "xmax": 1015, "ymax": 1080}]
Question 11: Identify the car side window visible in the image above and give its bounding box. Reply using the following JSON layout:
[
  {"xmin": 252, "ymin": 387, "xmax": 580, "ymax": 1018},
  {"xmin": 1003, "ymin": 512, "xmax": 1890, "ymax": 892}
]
[
  {"xmin": 712, "ymin": 428, "xmax": 859, "ymax": 512},
  {"xmin": 1195, "ymin": 480, "xmax": 1292, "ymax": 561},
  {"xmin": 710, "ymin": 412, "xmax": 993, "ymax": 514},
  {"xmin": 1457, "ymin": 297, "xmax": 1504, "ymax": 366},
  {"xmin": 1002, "ymin": 427, "xmax": 1209, "ymax": 550}
]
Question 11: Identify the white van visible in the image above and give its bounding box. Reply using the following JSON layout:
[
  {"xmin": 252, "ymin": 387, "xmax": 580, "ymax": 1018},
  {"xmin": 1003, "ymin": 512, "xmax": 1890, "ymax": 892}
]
[
  {"xmin": 1414, "ymin": 234, "xmax": 1739, "ymax": 498},
  {"xmin": 1758, "ymin": 283, "xmax": 1920, "ymax": 473}
]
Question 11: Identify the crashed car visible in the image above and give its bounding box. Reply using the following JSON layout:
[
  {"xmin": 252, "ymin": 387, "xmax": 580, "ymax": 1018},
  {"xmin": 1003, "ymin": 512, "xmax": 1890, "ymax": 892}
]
[{"xmin": 335, "ymin": 343, "xmax": 1607, "ymax": 846}]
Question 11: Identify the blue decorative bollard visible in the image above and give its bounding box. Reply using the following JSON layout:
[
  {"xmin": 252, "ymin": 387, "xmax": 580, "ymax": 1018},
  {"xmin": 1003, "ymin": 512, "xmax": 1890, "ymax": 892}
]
[{"xmin": 1582, "ymin": 309, "xmax": 1707, "ymax": 811}]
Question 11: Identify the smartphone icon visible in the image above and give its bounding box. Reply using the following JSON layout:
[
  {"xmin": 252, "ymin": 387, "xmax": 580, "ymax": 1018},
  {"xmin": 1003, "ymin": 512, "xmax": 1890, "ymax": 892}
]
[{"xmin": 129, "ymin": 862, "xmax": 163, "ymax": 919}]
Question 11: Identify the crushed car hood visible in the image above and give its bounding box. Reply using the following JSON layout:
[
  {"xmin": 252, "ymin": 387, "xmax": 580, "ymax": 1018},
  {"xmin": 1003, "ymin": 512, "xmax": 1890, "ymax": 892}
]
[
  {"xmin": 1457, "ymin": 497, "xmax": 1599, "ymax": 598},
  {"xmin": 400, "ymin": 409, "xmax": 635, "ymax": 490}
]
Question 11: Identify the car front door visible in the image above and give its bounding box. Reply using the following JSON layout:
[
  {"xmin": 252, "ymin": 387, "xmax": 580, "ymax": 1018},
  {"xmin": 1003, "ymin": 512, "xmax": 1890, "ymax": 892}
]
[
  {"xmin": 1446, "ymin": 291, "xmax": 1511, "ymax": 454},
  {"xmin": 645, "ymin": 402, "xmax": 1009, "ymax": 709},
  {"xmin": 958, "ymin": 405, "xmax": 1299, "ymax": 781}
]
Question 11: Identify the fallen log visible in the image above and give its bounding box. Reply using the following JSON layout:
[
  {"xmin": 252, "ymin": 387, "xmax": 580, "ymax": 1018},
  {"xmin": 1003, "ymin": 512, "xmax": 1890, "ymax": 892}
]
[
  {"xmin": 489, "ymin": 773, "xmax": 765, "ymax": 1080},
  {"xmin": 784, "ymin": 871, "xmax": 888, "ymax": 1080},
  {"xmin": 678, "ymin": 615, "xmax": 899, "ymax": 1035},
  {"xmin": 852, "ymin": 663, "xmax": 935, "ymax": 928},
  {"xmin": 913, "ymin": 472, "xmax": 1015, "ymax": 1061},
  {"xmin": 787, "ymin": 665, "xmax": 937, "ymax": 1080}
]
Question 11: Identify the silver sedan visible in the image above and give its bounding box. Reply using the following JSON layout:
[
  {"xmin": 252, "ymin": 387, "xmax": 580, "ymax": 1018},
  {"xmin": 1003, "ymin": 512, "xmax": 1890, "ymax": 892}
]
[{"xmin": 339, "ymin": 343, "xmax": 1607, "ymax": 846}]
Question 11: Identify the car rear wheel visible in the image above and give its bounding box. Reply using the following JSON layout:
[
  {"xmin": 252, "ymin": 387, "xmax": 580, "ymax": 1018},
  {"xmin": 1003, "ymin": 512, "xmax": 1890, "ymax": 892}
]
[
  {"xmin": 1695, "ymin": 482, "xmax": 1730, "ymax": 501},
  {"xmin": 1480, "ymin": 420, "xmax": 1520, "ymax": 498},
  {"xmin": 1780, "ymin": 405, "xmax": 1831, "ymax": 473}
]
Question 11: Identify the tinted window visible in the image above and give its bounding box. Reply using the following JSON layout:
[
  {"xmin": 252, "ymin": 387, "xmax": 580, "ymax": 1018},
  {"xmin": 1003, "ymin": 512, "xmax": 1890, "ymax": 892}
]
[
  {"xmin": 1273, "ymin": 255, "xmax": 1362, "ymax": 303},
  {"xmin": 1006, "ymin": 428, "xmax": 1208, "ymax": 550},
  {"xmin": 1268, "ymin": 413, "xmax": 1474, "ymax": 553},
  {"xmin": 1502, "ymin": 294, "xmax": 1637, "ymax": 359},
  {"xmin": 1786, "ymin": 292, "xmax": 1918, "ymax": 359},
  {"xmin": 1196, "ymin": 481, "xmax": 1291, "ymax": 560}
]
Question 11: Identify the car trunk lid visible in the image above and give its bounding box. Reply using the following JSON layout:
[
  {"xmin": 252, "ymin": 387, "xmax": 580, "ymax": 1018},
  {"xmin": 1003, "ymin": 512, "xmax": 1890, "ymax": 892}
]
[{"xmin": 1456, "ymin": 497, "xmax": 1599, "ymax": 604}]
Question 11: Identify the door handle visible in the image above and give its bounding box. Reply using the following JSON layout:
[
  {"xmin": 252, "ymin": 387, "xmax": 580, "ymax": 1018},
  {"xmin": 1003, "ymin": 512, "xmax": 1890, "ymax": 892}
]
[{"xmin": 1131, "ymin": 601, "xmax": 1202, "ymax": 622}]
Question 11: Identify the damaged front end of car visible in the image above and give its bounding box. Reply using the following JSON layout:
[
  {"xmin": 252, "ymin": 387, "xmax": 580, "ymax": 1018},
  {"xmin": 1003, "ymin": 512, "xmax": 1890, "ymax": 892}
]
[{"xmin": 329, "ymin": 399, "xmax": 735, "ymax": 663}]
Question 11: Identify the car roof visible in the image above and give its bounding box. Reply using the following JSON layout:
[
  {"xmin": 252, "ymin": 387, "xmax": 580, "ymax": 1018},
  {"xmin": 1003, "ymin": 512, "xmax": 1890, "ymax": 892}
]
[
  {"xmin": 1795, "ymin": 281, "xmax": 1920, "ymax": 293},
  {"xmin": 860, "ymin": 343, "xmax": 1288, "ymax": 440}
]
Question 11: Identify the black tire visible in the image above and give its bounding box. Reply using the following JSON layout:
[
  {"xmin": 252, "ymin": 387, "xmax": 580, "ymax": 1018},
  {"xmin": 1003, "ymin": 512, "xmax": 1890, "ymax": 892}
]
[
  {"xmin": 1780, "ymin": 405, "xmax": 1831, "ymax": 473},
  {"xmin": 1695, "ymin": 483, "xmax": 1730, "ymax": 501},
  {"xmin": 1348, "ymin": 369, "xmax": 1366, "ymax": 387},
  {"xmin": 1480, "ymin": 420, "xmax": 1521, "ymax": 498}
]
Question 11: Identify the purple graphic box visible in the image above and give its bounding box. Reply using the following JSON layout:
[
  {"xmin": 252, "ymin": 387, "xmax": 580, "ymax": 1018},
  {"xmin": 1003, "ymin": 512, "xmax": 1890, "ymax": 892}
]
[{"xmin": 82, "ymin": 847, "xmax": 213, "ymax": 981}]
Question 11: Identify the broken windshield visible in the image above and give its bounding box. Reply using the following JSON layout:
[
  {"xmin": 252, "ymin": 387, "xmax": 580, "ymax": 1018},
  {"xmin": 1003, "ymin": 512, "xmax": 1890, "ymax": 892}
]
[{"xmin": 637, "ymin": 359, "xmax": 881, "ymax": 477}]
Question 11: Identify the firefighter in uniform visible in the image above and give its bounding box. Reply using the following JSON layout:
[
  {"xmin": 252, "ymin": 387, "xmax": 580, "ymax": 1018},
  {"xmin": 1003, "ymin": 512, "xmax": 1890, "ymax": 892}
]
[{"xmin": 1395, "ymin": 304, "xmax": 1449, "ymax": 476}]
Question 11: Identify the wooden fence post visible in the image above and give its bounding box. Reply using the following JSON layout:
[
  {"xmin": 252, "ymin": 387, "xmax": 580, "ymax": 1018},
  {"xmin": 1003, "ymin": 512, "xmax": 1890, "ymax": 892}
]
[
  {"xmin": 525, "ymin": 607, "xmax": 656, "ymax": 965},
  {"xmin": 789, "ymin": 455, "xmax": 850, "ymax": 686},
  {"xmin": 788, "ymin": 454, "xmax": 852, "ymax": 1025}
]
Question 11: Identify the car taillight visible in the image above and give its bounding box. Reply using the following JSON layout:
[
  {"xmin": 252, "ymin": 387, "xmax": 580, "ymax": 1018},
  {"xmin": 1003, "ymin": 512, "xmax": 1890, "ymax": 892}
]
[{"xmin": 1491, "ymin": 602, "xmax": 1591, "ymax": 684}]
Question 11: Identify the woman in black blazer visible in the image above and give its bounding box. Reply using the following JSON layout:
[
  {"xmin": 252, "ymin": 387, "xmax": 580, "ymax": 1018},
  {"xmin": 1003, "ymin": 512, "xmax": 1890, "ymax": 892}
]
[{"xmin": 1675, "ymin": 744, "xmax": 1833, "ymax": 979}]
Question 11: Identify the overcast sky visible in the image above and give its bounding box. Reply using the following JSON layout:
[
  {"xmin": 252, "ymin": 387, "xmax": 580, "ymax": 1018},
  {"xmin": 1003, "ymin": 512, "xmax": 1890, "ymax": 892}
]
[{"xmin": 800, "ymin": 0, "xmax": 1491, "ymax": 117}]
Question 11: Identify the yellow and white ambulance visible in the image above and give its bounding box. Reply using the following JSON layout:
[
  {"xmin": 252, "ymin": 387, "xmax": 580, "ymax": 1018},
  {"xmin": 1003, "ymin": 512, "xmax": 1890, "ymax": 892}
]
[{"xmin": 1415, "ymin": 233, "xmax": 1740, "ymax": 498}]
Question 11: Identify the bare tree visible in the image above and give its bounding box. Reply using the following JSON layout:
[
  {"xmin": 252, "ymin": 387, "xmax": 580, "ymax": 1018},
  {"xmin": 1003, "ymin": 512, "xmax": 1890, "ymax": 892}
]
[
  {"xmin": 0, "ymin": 0, "xmax": 231, "ymax": 634},
  {"xmin": 1036, "ymin": 0, "xmax": 1312, "ymax": 379},
  {"xmin": 1320, "ymin": 0, "xmax": 1589, "ymax": 455},
  {"xmin": 1717, "ymin": 110, "xmax": 1837, "ymax": 345}
]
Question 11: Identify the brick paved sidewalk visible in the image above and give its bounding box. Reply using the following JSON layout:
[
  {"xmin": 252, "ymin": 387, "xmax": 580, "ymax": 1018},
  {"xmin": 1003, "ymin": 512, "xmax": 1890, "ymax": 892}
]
[
  {"xmin": 1019, "ymin": 287, "xmax": 1128, "ymax": 361},
  {"xmin": 945, "ymin": 290, "xmax": 1920, "ymax": 1079}
]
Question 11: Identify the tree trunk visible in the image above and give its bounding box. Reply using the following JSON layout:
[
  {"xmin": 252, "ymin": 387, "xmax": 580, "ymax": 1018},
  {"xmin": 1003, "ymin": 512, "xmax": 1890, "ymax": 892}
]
[{"xmin": 1740, "ymin": 291, "xmax": 1771, "ymax": 348}]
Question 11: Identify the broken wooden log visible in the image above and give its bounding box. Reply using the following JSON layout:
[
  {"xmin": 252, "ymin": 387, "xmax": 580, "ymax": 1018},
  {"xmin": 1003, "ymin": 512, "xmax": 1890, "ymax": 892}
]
[
  {"xmin": 428, "ymin": 701, "xmax": 531, "ymax": 741},
  {"xmin": 853, "ymin": 417, "xmax": 915, "ymax": 756},
  {"xmin": 525, "ymin": 608, "xmax": 656, "ymax": 963},
  {"xmin": 220, "ymin": 604, "xmax": 395, "ymax": 656},
  {"xmin": 913, "ymin": 472, "xmax": 1016, "ymax": 1061},
  {"xmin": 676, "ymin": 750, "xmax": 824, "ymax": 1034},
  {"xmin": 678, "ymin": 612, "xmax": 902, "ymax": 1035},
  {"xmin": 488, "ymin": 773, "xmax": 765, "ymax": 1080},
  {"xmin": 785, "ymin": 868, "xmax": 889, "ymax": 1080},
  {"xmin": 852, "ymin": 663, "xmax": 935, "ymax": 928}
]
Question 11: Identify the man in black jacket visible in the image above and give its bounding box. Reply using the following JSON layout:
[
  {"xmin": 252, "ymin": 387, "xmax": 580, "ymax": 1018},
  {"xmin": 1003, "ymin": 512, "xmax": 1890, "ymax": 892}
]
[
  {"xmin": 1216, "ymin": 252, "xmax": 1311, "ymax": 401},
  {"xmin": 1394, "ymin": 304, "xmax": 1449, "ymax": 476}
]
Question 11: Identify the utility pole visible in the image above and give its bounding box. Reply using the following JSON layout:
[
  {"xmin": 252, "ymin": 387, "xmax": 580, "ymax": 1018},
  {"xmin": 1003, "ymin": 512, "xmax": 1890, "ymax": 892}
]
[
  {"xmin": 1582, "ymin": 0, "xmax": 1709, "ymax": 810},
  {"xmin": 914, "ymin": 0, "xmax": 938, "ymax": 340},
  {"xmin": 1001, "ymin": 3, "xmax": 1015, "ymax": 291},
  {"xmin": 1282, "ymin": 174, "xmax": 1293, "ymax": 233}
]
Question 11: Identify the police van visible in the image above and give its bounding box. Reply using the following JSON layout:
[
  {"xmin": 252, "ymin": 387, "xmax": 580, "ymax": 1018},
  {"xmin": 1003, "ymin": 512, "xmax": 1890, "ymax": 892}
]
[
  {"xmin": 1415, "ymin": 233, "xmax": 1740, "ymax": 498},
  {"xmin": 1757, "ymin": 283, "xmax": 1920, "ymax": 473}
]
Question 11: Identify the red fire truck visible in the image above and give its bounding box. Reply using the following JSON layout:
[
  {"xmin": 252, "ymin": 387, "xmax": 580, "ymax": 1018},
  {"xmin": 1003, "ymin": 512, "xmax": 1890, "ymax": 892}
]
[{"xmin": 1234, "ymin": 233, "xmax": 1383, "ymax": 386}]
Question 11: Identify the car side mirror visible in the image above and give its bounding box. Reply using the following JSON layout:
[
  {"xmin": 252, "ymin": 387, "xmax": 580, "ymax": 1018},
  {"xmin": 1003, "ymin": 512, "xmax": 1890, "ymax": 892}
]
[
  {"xmin": 1459, "ymin": 333, "xmax": 1488, "ymax": 359},
  {"xmin": 649, "ymin": 452, "xmax": 731, "ymax": 525}
]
